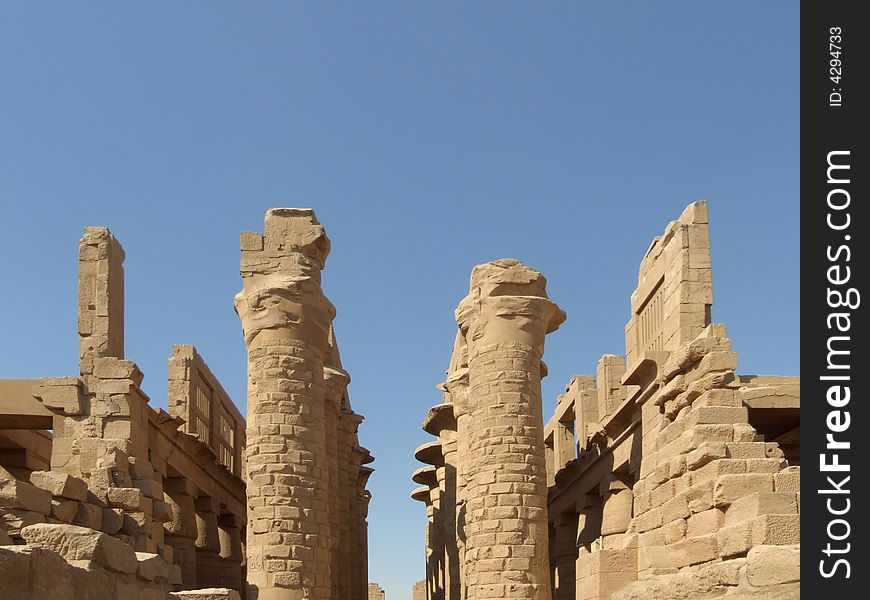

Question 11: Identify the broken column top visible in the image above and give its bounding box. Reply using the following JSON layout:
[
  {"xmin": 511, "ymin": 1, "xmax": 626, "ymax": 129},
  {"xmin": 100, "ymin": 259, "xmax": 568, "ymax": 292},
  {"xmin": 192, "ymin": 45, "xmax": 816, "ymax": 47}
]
[
  {"xmin": 240, "ymin": 207, "xmax": 331, "ymax": 269},
  {"xmin": 456, "ymin": 258, "xmax": 566, "ymax": 336}
]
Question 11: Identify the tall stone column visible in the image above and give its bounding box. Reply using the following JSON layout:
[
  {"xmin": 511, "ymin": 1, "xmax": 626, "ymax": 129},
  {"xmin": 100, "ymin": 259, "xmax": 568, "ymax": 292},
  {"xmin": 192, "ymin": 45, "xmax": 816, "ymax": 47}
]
[
  {"xmin": 338, "ymin": 408, "xmax": 364, "ymax": 599},
  {"xmin": 235, "ymin": 208, "xmax": 336, "ymax": 599},
  {"xmin": 455, "ymin": 259, "xmax": 565, "ymax": 600}
]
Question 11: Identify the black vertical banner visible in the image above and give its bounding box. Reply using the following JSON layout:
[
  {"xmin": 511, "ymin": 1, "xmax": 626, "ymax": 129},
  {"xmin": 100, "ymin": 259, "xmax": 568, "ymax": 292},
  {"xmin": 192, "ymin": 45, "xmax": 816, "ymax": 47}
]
[{"xmin": 802, "ymin": 1, "xmax": 868, "ymax": 596}]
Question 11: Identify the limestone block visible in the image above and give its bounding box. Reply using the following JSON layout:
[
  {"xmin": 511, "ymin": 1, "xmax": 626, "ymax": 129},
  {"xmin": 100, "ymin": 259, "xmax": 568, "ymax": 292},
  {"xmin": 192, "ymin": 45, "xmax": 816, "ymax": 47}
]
[
  {"xmin": 716, "ymin": 520, "xmax": 752, "ymax": 558},
  {"xmin": 746, "ymin": 544, "xmax": 800, "ymax": 586},
  {"xmin": 107, "ymin": 486, "xmax": 147, "ymax": 511},
  {"xmin": 751, "ymin": 514, "xmax": 800, "ymax": 546},
  {"xmin": 723, "ymin": 492, "xmax": 798, "ymax": 527},
  {"xmin": 662, "ymin": 518, "xmax": 687, "ymax": 545},
  {"xmin": 20, "ymin": 522, "xmax": 137, "ymax": 573},
  {"xmin": 136, "ymin": 551, "xmax": 169, "ymax": 581},
  {"xmin": 660, "ymin": 333, "xmax": 731, "ymax": 381},
  {"xmin": 50, "ymin": 499, "xmax": 80, "ymax": 524},
  {"xmin": 0, "ymin": 477, "xmax": 52, "ymax": 514},
  {"xmin": 93, "ymin": 357, "xmax": 142, "ymax": 381},
  {"xmin": 686, "ymin": 442, "xmax": 727, "ymax": 471},
  {"xmin": 34, "ymin": 377, "xmax": 85, "ymax": 415},
  {"xmin": 170, "ymin": 588, "xmax": 242, "ymax": 600},
  {"xmin": 28, "ymin": 471, "xmax": 87, "ymax": 502},
  {"xmin": 712, "ymin": 474, "xmax": 773, "ymax": 508},
  {"xmin": 1, "ymin": 508, "xmax": 46, "ymax": 537},
  {"xmin": 774, "ymin": 466, "xmax": 800, "ymax": 494},
  {"xmin": 666, "ymin": 534, "xmax": 718, "ymax": 568},
  {"xmin": 686, "ymin": 508, "xmax": 724, "ymax": 538},
  {"xmin": 74, "ymin": 502, "xmax": 104, "ymax": 530},
  {"xmin": 102, "ymin": 507, "xmax": 124, "ymax": 534}
]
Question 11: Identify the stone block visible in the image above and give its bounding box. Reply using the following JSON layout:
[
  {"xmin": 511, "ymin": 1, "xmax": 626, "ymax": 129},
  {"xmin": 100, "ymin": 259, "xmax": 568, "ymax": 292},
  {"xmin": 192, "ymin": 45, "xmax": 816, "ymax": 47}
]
[
  {"xmin": 686, "ymin": 508, "xmax": 724, "ymax": 538},
  {"xmin": 135, "ymin": 551, "xmax": 169, "ymax": 581},
  {"xmin": 50, "ymin": 499, "xmax": 80, "ymax": 524},
  {"xmin": 666, "ymin": 535, "xmax": 718, "ymax": 569},
  {"xmin": 774, "ymin": 466, "xmax": 800, "ymax": 494},
  {"xmin": 20, "ymin": 522, "xmax": 137, "ymax": 574},
  {"xmin": 0, "ymin": 477, "xmax": 52, "ymax": 514},
  {"xmin": 74, "ymin": 502, "xmax": 103, "ymax": 530},
  {"xmin": 102, "ymin": 507, "xmax": 124, "ymax": 534},
  {"xmin": 713, "ymin": 473, "xmax": 773, "ymax": 508},
  {"xmin": 751, "ymin": 514, "xmax": 800, "ymax": 546},
  {"xmin": 686, "ymin": 442, "xmax": 727, "ymax": 470},
  {"xmin": 723, "ymin": 492, "xmax": 798, "ymax": 527},
  {"xmin": 107, "ymin": 486, "xmax": 146, "ymax": 511},
  {"xmin": 28, "ymin": 471, "xmax": 88, "ymax": 501},
  {"xmin": 1, "ymin": 508, "xmax": 46, "ymax": 537},
  {"xmin": 746, "ymin": 544, "xmax": 800, "ymax": 586}
]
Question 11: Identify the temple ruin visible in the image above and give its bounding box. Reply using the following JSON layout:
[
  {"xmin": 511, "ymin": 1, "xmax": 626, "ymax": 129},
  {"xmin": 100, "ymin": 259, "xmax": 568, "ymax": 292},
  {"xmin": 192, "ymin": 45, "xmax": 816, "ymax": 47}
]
[
  {"xmin": 1, "ymin": 210, "xmax": 374, "ymax": 600},
  {"xmin": 1, "ymin": 202, "xmax": 800, "ymax": 599},
  {"xmin": 413, "ymin": 201, "xmax": 800, "ymax": 599}
]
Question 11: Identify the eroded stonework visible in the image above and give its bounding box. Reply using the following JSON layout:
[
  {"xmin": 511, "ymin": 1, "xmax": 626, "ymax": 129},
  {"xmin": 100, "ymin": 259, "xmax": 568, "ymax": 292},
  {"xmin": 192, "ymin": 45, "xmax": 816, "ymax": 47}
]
[
  {"xmin": 1, "ymin": 210, "xmax": 374, "ymax": 600},
  {"xmin": 413, "ymin": 201, "xmax": 800, "ymax": 600}
]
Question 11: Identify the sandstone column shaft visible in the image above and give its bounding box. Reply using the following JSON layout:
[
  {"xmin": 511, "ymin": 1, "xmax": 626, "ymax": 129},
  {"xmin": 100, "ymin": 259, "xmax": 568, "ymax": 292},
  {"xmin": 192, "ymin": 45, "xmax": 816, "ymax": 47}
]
[
  {"xmin": 456, "ymin": 259, "xmax": 564, "ymax": 600},
  {"xmin": 236, "ymin": 208, "xmax": 335, "ymax": 599}
]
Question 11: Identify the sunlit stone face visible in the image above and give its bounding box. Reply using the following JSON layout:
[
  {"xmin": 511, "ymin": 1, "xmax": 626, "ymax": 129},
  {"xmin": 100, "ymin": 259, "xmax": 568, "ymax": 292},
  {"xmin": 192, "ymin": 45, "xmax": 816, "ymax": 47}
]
[{"xmin": 235, "ymin": 272, "xmax": 334, "ymax": 348}]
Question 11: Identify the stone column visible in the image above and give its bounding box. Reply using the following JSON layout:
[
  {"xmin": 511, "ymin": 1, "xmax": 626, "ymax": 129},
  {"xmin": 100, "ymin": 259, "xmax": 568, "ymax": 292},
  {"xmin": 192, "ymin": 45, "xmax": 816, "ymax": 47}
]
[
  {"xmin": 323, "ymin": 357, "xmax": 349, "ymax": 599},
  {"xmin": 195, "ymin": 495, "xmax": 223, "ymax": 588},
  {"xmin": 219, "ymin": 513, "xmax": 245, "ymax": 592},
  {"xmin": 455, "ymin": 259, "xmax": 565, "ymax": 600},
  {"xmin": 351, "ymin": 458, "xmax": 373, "ymax": 600},
  {"xmin": 338, "ymin": 409, "xmax": 364, "ymax": 599},
  {"xmin": 552, "ymin": 513, "xmax": 579, "ymax": 600},
  {"xmin": 442, "ymin": 342, "xmax": 470, "ymax": 600},
  {"xmin": 235, "ymin": 208, "xmax": 336, "ymax": 599},
  {"xmin": 164, "ymin": 478, "xmax": 199, "ymax": 589}
]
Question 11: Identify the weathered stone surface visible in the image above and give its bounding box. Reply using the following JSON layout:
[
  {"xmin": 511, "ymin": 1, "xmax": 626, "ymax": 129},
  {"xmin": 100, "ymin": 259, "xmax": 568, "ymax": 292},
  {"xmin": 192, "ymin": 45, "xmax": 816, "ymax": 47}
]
[
  {"xmin": 28, "ymin": 471, "xmax": 88, "ymax": 501},
  {"xmin": 21, "ymin": 523, "xmax": 137, "ymax": 574},
  {"xmin": 0, "ymin": 477, "xmax": 52, "ymax": 514},
  {"xmin": 135, "ymin": 551, "xmax": 169, "ymax": 581},
  {"xmin": 746, "ymin": 544, "xmax": 800, "ymax": 586}
]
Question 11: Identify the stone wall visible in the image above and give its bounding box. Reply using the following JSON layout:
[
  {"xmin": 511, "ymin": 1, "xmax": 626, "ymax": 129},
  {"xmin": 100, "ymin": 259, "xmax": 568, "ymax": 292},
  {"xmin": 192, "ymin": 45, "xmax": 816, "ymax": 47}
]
[
  {"xmin": 543, "ymin": 201, "xmax": 800, "ymax": 600},
  {"xmin": 1, "ymin": 226, "xmax": 247, "ymax": 597}
]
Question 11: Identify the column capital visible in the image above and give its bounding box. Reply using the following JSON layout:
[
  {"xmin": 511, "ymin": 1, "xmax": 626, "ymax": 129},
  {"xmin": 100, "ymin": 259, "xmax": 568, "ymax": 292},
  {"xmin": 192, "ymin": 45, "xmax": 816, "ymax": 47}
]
[
  {"xmin": 455, "ymin": 258, "xmax": 565, "ymax": 357},
  {"xmin": 235, "ymin": 208, "xmax": 336, "ymax": 350}
]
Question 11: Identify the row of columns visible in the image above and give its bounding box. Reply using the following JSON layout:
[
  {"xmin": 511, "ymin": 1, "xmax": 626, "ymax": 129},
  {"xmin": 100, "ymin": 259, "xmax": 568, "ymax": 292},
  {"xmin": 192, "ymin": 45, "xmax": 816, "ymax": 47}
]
[
  {"xmin": 413, "ymin": 259, "xmax": 565, "ymax": 600},
  {"xmin": 235, "ymin": 209, "xmax": 372, "ymax": 600},
  {"xmin": 162, "ymin": 477, "xmax": 245, "ymax": 591}
]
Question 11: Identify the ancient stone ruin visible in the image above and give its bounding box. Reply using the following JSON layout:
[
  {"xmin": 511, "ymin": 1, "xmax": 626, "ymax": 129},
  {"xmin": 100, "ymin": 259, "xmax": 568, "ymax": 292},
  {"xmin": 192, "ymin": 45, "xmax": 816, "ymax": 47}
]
[
  {"xmin": 1, "ymin": 202, "xmax": 800, "ymax": 600},
  {"xmin": 1, "ymin": 210, "xmax": 373, "ymax": 600},
  {"xmin": 413, "ymin": 201, "xmax": 800, "ymax": 599}
]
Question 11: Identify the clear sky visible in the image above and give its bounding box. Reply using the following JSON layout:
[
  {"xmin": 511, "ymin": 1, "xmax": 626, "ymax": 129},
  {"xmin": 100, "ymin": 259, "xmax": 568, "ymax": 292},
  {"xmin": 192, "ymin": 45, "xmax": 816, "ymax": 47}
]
[{"xmin": 0, "ymin": 2, "xmax": 798, "ymax": 597}]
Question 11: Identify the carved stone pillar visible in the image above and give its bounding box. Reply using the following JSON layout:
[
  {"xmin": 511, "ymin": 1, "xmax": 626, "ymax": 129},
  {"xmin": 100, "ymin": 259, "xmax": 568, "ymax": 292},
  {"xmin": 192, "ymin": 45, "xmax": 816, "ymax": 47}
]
[
  {"xmin": 219, "ymin": 513, "xmax": 245, "ymax": 592},
  {"xmin": 235, "ymin": 208, "xmax": 335, "ymax": 599},
  {"xmin": 323, "ymin": 358, "xmax": 349, "ymax": 599},
  {"xmin": 338, "ymin": 409, "xmax": 363, "ymax": 599},
  {"xmin": 552, "ymin": 513, "xmax": 579, "ymax": 600},
  {"xmin": 195, "ymin": 495, "xmax": 222, "ymax": 588},
  {"xmin": 455, "ymin": 259, "xmax": 565, "ymax": 600},
  {"xmin": 164, "ymin": 478, "xmax": 198, "ymax": 589}
]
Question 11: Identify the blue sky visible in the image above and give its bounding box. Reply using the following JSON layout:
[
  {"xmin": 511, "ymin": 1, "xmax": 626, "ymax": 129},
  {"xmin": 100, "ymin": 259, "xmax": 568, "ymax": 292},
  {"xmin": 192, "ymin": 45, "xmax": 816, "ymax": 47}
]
[{"xmin": 0, "ymin": 2, "xmax": 798, "ymax": 597}]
